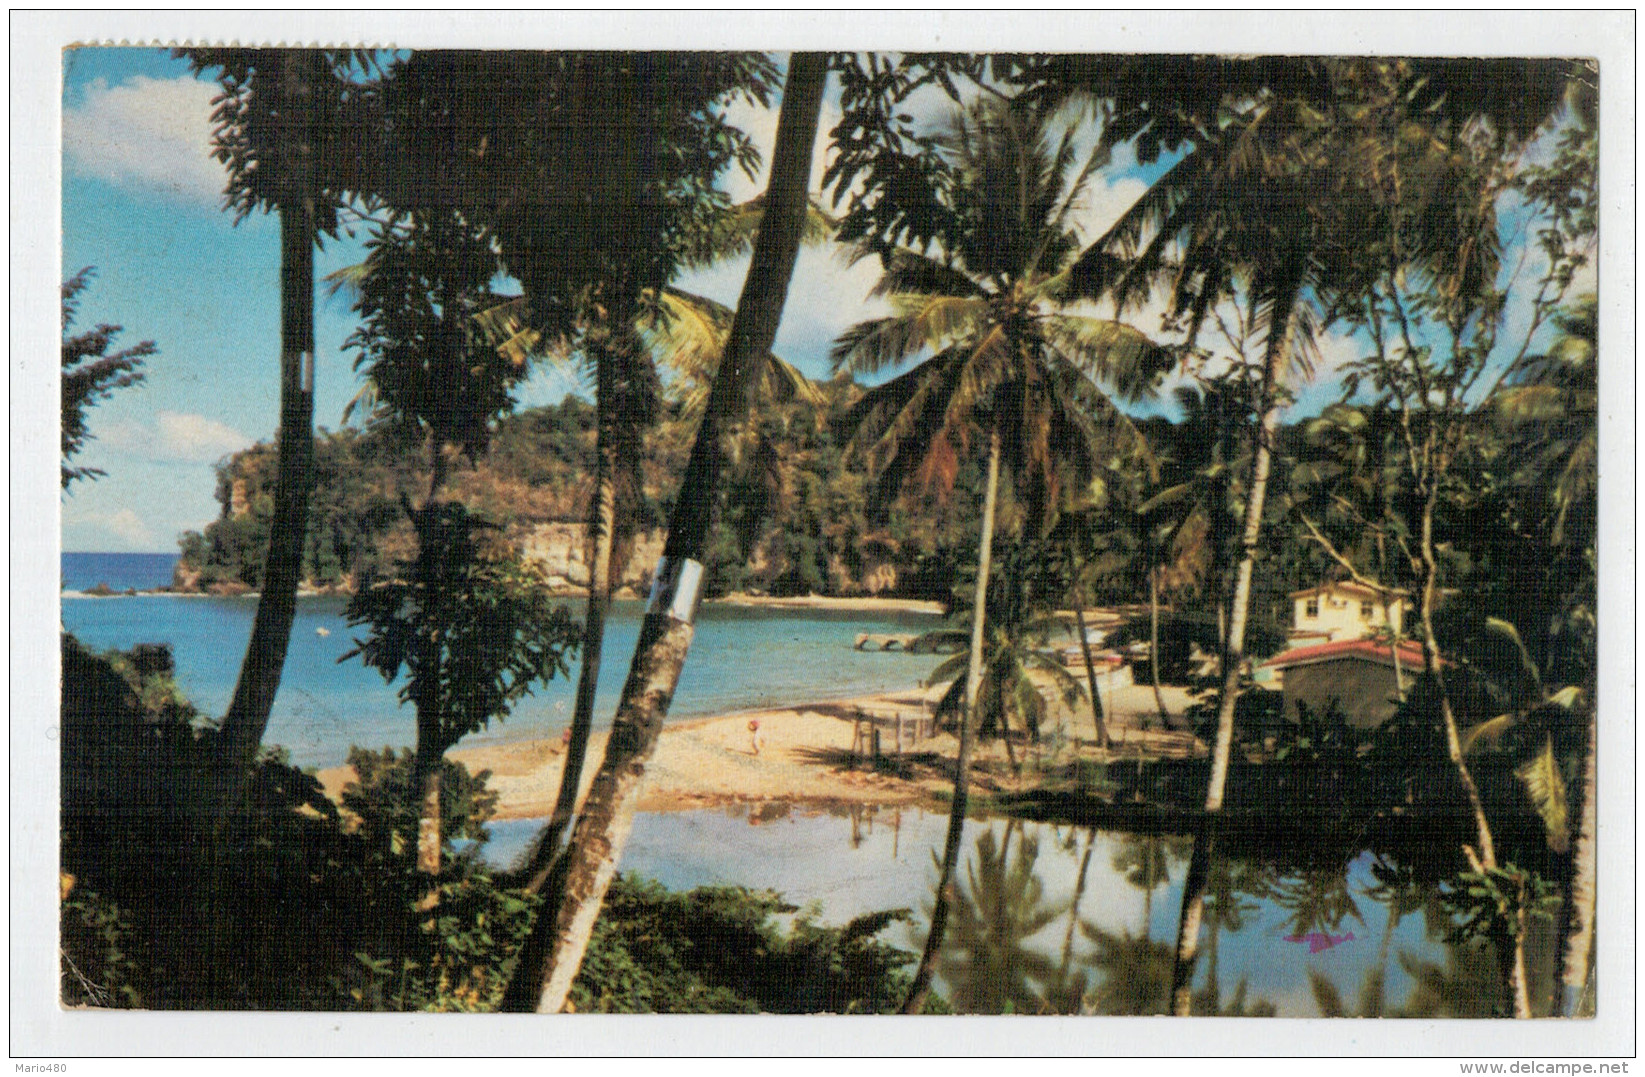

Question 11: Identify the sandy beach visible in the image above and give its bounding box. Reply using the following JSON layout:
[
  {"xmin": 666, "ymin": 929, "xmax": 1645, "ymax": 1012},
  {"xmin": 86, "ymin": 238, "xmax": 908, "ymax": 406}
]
[{"xmin": 317, "ymin": 678, "xmax": 1201, "ymax": 821}]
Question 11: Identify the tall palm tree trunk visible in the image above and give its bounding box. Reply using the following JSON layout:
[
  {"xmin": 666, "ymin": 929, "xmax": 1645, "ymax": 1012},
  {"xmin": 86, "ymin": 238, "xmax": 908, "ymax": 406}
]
[
  {"xmin": 1073, "ymin": 606, "xmax": 1110, "ymax": 750},
  {"xmin": 1149, "ymin": 567, "xmax": 1168, "ymax": 722},
  {"xmin": 513, "ymin": 346, "xmax": 627, "ymax": 894},
  {"xmin": 1170, "ymin": 294, "xmax": 1296, "ymax": 1016},
  {"xmin": 498, "ymin": 55, "xmax": 826, "ymax": 1013},
  {"xmin": 218, "ymin": 51, "xmax": 316, "ymax": 773},
  {"xmin": 1556, "ymin": 705, "xmax": 1597, "ymax": 1016},
  {"xmin": 901, "ymin": 426, "xmax": 1002, "ymax": 1014}
]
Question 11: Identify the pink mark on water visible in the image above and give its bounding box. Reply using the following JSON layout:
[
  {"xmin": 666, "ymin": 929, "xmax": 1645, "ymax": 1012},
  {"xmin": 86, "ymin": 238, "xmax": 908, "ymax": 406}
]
[{"xmin": 1285, "ymin": 931, "xmax": 1356, "ymax": 953}]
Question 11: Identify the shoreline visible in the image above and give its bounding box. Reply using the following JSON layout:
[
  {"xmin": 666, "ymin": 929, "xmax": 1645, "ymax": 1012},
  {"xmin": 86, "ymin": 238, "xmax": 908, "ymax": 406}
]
[
  {"xmin": 63, "ymin": 587, "xmax": 948, "ymax": 615},
  {"xmin": 316, "ymin": 680, "xmax": 1203, "ymax": 822}
]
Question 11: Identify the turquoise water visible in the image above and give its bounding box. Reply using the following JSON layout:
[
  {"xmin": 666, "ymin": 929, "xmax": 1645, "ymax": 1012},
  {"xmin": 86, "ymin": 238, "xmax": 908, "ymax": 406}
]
[
  {"xmin": 59, "ymin": 593, "xmax": 944, "ymax": 769},
  {"xmin": 485, "ymin": 806, "xmax": 1455, "ymax": 1018}
]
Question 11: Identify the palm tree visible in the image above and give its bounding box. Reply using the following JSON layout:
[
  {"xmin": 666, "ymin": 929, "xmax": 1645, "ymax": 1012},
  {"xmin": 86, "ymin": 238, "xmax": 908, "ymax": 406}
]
[
  {"xmin": 1045, "ymin": 827, "xmax": 1097, "ymax": 1012},
  {"xmin": 1081, "ymin": 923, "xmax": 1175, "ymax": 1016},
  {"xmin": 828, "ymin": 96, "xmax": 1171, "ymax": 1011},
  {"xmin": 919, "ymin": 541, "xmax": 1089, "ymax": 771},
  {"xmin": 1082, "ymin": 90, "xmax": 1337, "ymax": 1016},
  {"xmin": 1045, "ymin": 507, "xmax": 1128, "ymax": 752},
  {"xmin": 177, "ymin": 49, "xmax": 379, "ymax": 782},
  {"xmin": 501, "ymin": 53, "xmax": 829, "ymax": 1013}
]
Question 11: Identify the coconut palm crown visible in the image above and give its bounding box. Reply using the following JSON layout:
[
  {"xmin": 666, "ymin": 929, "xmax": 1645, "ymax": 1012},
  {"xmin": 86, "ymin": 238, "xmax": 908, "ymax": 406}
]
[{"xmin": 830, "ymin": 96, "xmax": 1173, "ymax": 533}]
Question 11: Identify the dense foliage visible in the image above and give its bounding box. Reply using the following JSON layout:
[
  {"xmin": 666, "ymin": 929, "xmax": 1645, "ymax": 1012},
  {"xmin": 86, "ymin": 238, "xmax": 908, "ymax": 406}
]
[{"xmin": 59, "ymin": 636, "xmax": 917, "ymax": 1012}]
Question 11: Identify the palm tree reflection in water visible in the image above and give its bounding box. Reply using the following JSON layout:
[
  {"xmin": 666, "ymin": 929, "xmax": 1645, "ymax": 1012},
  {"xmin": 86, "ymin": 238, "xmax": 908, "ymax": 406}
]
[
  {"xmin": 892, "ymin": 814, "xmax": 1550, "ymax": 1015},
  {"xmin": 930, "ymin": 821, "xmax": 1065, "ymax": 1014}
]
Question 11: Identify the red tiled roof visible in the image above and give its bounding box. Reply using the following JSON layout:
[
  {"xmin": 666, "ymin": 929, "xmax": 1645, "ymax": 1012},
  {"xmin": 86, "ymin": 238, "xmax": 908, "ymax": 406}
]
[
  {"xmin": 1288, "ymin": 581, "xmax": 1409, "ymax": 600},
  {"xmin": 1262, "ymin": 637, "xmax": 1428, "ymax": 670}
]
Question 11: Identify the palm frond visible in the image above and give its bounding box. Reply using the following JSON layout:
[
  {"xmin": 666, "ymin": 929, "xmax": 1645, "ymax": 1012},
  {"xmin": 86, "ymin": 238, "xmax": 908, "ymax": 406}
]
[
  {"xmin": 1043, "ymin": 314, "xmax": 1174, "ymax": 404},
  {"xmin": 869, "ymin": 248, "xmax": 988, "ymax": 300},
  {"xmin": 831, "ymin": 295, "xmax": 990, "ymax": 376},
  {"xmin": 1460, "ymin": 714, "xmax": 1516, "ymax": 756},
  {"xmin": 1516, "ymin": 736, "xmax": 1570, "ymax": 853},
  {"xmin": 677, "ymin": 195, "xmax": 837, "ymax": 268},
  {"xmin": 1484, "ymin": 617, "xmax": 1544, "ymax": 697}
]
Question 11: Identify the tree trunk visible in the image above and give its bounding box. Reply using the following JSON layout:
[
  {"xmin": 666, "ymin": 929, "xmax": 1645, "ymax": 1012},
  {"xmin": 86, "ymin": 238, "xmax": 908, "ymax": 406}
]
[
  {"xmin": 901, "ymin": 426, "xmax": 1002, "ymax": 1014},
  {"xmin": 1073, "ymin": 606, "xmax": 1110, "ymax": 750},
  {"xmin": 1169, "ymin": 294, "xmax": 1296, "ymax": 1016},
  {"xmin": 1059, "ymin": 828, "xmax": 1096, "ymax": 973},
  {"xmin": 1149, "ymin": 567, "xmax": 1168, "ymax": 722},
  {"xmin": 1377, "ymin": 533, "xmax": 1407, "ymax": 700},
  {"xmin": 498, "ymin": 55, "xmax": 826, "ymax": 1013},
  {"xmin": 1556, "ymin": 705, "xmax": 1597, "ymax": 1016},
  {"xmin": 1412, "ymin": 486, "xmax": 1524, "ymax": 1013},
  {"xmin": 1201, "ymin": 912, "xmax": 1222, "ymax": 1015},
  {"xmin": 1416, "ymin": 498, "xmax": 1498, "ymax": 873},
  {"xmin": 218, "ymin": 51, "xmax": 316, "ymax": 773},
  {"xmin": 414, "ymin": 749, "xmax": 442, "ymax": 879},
  {"xmin": 515, "ymin": 355, "xmax": 624, "ymax": 894}
]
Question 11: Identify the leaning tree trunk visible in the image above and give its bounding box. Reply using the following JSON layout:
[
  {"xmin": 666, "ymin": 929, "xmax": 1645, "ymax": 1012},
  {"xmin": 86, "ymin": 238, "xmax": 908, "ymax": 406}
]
[
  {"xmin": 218, "ymin": 50, "xmax": 316, "ymax": 775},
  {"xmin": 498, "ymin": 55, "xmax": 826, "ymax": 1014},
  {"xmin": 1169, "ymin": 293, "xmax": 1297, "ymax": 1017},
  {"xmin": 1556, "ymin": 704, "xmax": 1598, "ymax": 1016},
  {"xmin": 512, "ymin": 333, "xmax": 640, "ymax": 894},
  {"xmin": 901, "ymin": 426, "xmax": 1002, "ymax": 1014},
  {"xmin": 1073, "ymin": 605, "xmax": 1111, "ymax": 750}
]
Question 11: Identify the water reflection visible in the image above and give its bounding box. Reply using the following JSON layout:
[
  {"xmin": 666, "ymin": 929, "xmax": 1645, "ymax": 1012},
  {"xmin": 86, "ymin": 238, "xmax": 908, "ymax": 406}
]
[
  {"xmin": 931, "ymin": 821, "xmax": 1065, "ymax": 1014},
  {"xmin": 484, "ymin": 804, "xmax": 1538, "ymax": 1016}
]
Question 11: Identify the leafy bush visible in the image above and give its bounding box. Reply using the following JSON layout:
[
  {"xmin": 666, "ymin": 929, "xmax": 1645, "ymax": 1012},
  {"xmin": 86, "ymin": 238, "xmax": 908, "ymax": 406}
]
[{"xmin": 570, "ymin": 875, "xmax": 916, "ymax": 1014}]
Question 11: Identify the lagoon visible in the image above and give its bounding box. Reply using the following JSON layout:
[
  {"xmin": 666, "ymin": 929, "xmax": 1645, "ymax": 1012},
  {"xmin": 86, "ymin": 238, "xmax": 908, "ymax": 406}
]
[{"xmin": 485, "ymin": 805, "xmax": 1463, "ymax": 1017}]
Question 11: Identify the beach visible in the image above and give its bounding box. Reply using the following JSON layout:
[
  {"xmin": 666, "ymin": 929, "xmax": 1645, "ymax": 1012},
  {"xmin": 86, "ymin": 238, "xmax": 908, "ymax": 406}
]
[{"xmin": 317, "ymin": 679, "xmax": 1202, "ymax": 820}]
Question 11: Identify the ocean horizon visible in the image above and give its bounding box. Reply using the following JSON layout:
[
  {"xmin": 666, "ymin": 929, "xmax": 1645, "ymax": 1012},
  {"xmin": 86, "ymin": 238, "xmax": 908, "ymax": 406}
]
[{"xmin": 60, "ymin": 550, "xmax": 182, "ymax": 592}]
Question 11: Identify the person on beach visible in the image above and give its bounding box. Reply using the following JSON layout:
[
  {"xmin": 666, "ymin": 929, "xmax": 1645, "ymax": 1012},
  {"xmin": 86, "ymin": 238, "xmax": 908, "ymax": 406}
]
[{"xmin": 748, "ymin": 719, "xmax": 763, "ymax": 756}]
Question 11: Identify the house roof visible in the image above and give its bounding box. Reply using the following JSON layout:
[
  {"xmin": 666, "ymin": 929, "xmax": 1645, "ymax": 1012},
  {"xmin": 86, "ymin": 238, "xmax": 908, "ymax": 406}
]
[
  {"xmin": 1289, "ymin": 580, "xmax": 1409, "ymax": 601},
  {"xmin": 1262, "ymin": 638, "xmax": 1428, "ymax": 671}
]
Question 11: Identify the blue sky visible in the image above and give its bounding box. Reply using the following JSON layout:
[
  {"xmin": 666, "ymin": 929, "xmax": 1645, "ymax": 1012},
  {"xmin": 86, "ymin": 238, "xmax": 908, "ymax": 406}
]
[
  {"xmin": 59, "ymin": 47, "xmax": 1586, "ymax": 553},
  {"xmin": 57, "ymin": 47, "xmax": 1171, "ymax": 552}
]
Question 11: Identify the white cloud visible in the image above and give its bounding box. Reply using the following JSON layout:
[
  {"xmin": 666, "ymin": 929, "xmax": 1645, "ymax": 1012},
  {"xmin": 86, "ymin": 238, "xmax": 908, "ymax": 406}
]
[
  {"xmin": 61, "ymin": 503, "xmax": 156, "ymax": 550},
  {"xmin": 100, "ymin": 410, "xmax": 252, "ymax": 464},
  {"xmin": 63, "ymin": 74, "xmax": 227, "ymax": 205},
  {"xmin": 157, "ymin": 410, "xmax": 254, "ymax": 461}
]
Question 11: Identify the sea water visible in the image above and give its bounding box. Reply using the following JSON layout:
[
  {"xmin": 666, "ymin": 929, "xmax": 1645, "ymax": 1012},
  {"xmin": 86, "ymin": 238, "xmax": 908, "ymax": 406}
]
[
  {"xmin": 61, "ymin": 551, "xmax": 181, "ymax": 592},
  {"xmin": 60, "ymin": 578, "xmax": 945, "ymax": 769}
]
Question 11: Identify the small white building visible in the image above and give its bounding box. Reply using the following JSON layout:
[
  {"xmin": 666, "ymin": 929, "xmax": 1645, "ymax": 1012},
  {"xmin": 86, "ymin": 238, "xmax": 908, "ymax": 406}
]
[{"xmin": 1288, "ymin": 581, "xmax": 1408, "ymax": 644}]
